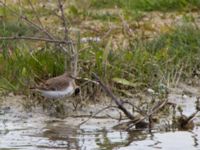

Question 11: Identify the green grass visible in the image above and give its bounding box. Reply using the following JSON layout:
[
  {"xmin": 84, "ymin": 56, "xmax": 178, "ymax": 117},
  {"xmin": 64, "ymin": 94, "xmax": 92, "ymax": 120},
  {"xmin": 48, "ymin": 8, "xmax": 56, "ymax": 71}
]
[
  {"xmin": 90, "ymin": 0, "xmax": 124, "ymax": 9},
  {"xmin": 87, "ymin": 12, "xmax": 119, "ymax": 21},
  {"xmin": 90, "ymin": 0, "xmax": 200, "ymax": 11},
  {"xmin": 1, "ymin": 24, "xmax": 200, "ymax": 94},
  {"xmin": 0, "ymin": 47, "xmax": 66, "ymax": 93},
  {"xmin": 0, "ymin": 20, "xmax": 37, "ymax": 51},
  {"xmin": 79, "ymin": 24, "xmax": 200, "ymax": 92},
  {"xmin": 1, "ymin": 2, "xmax": 200, "ymax": 96}
]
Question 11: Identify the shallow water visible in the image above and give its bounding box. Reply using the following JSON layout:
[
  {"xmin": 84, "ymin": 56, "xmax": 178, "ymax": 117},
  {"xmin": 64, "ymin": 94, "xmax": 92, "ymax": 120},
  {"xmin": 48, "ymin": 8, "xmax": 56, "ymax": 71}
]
[
  {"xmin": 1, "ymin": 115, "xmax": 200, "ymax": 150},
  {"xmin": 0, "ymin": 93, "xmax": 200, "ymax": 150}
]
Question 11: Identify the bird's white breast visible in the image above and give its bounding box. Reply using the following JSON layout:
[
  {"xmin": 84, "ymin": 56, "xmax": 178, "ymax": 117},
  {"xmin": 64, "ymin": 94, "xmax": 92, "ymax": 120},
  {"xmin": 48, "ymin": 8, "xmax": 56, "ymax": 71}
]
[{"xmin": 39, "ymin": 85, "xmax": 74, "ymax": 99}]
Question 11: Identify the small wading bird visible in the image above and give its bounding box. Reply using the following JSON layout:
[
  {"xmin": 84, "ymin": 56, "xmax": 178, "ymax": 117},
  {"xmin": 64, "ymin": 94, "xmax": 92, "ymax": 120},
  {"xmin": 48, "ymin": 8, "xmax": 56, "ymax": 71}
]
[
  {"xmin": 31, "ymin": 72, "xmax": 80, "ymax": 113},
  {"xmin": 33, "ymin": 72, "xmax": 80, "ymax": 99}
]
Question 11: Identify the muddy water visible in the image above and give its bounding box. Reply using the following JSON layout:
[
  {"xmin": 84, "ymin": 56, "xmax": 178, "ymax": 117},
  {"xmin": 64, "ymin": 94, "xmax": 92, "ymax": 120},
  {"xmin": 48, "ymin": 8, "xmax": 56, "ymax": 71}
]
[{"xmin": 0, "ymin": 91, "xmax": 200, "ymax": 150}]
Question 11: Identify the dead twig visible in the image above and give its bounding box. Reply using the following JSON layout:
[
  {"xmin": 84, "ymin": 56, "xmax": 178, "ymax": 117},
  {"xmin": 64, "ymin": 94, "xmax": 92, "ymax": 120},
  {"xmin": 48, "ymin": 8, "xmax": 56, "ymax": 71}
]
[
  {"xmin": 77, "ymin": 77, "xmax": 99, "ymax": 87},
  {"xmin": 127, "ymin": 98, "xmax": 168, "ymax": 130},
  {"xmin": 92, "ymin": 73, "xmax": 135, "ymax": 120},
  {"xmin": 57, "ymin": 0, "xmax": 68, "ymax": 41},
  {"xmin": 57, "ymin": 0, "xmax": 78, "ymax": 76},
  {"xmin": 106, "ymin": 113, "xmax": 128, "ymax": 121},
  {"xmin": 184, "ymin": 110, "xmax": 199, "ymax": 124},
  {"xmin": 78, "ymin": 105, "xmax": 117, "ymax": 126},
  {"xmin": 0, "ymin": 1, "xmax": 70, "ymax": 53},
  {"xmin": 0, "ymin": 1, "xmax": 55, "ymax": 40},
  {"xmin": 0, "ymin": 36, "xmax": 71, "ymax": 44},
  {"xmin": 1, "ymin": 1, "xmax": 80, "ymax": 78},
  {"xmin": 122, "ymin": 101, "xmax": 145, "ymax": 115},
  {"xmin": 70, "ymin": 43, "xmax": 78, "ymax": 77},
  {"xmin": 27, "ymin": 0, "xmax": 44, "ymax": 28},
  {"xmin": 70, "ymin": 115, "xmax": 109, "ymax": 119}
]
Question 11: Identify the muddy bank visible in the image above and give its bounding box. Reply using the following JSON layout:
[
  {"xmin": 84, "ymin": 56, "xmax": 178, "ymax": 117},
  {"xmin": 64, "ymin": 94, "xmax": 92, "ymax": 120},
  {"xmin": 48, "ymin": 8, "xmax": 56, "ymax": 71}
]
[
  {"xmin": 0, "ymin": 83, "xmax": 200, "ymax": 149},
  {"xmin": 1, "ymin": 83, "xmax": 200, "ymax": 124}
]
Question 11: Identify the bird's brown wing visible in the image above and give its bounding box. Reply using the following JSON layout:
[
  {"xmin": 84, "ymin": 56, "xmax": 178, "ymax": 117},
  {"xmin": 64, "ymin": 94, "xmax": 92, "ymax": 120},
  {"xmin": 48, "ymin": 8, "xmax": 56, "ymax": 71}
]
[{"xmin": 37, "ymin": 75, "xmax": 72, "ymax": 91}]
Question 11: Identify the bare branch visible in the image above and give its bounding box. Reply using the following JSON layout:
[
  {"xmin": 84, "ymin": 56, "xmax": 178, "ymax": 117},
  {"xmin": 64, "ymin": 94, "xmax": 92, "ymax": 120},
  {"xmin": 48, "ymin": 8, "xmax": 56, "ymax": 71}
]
[
  {"xmin": 27, "ymin": 0, "xmax": 44, "ymax": 28},
  {"xmin": 0, "ymin": 1, "xmax": 55, "ymax": 40},
  {"xmin": 78, "ymin": 105, "xmax": 117, "ymax": 126},
  {"xmin": 127, "ymin": 98, "xmax": 168, "ymax": 130},
  {"xmin": 70, "ymin": 115, "xmax": 108, "ymax": 119},
  {"xmin": 0, "ymin": 0, "xmax": 76, "ymax": 71},
  {"xmin": 70, "ymin": 44, "xmax": 78, "ymax": 77},
  {"xmin": 122, "ymin": 101, "xmax": 145, "ymax": 115},
  {"xmin": 57, "ymin": 0, "xmax": 68, "ymax": 41},
  {"xmin": 92, "ymin": 73, "xmax": 135, "ymax": 120},
  {"xmin": 21, "ymin": 16, "xmax": 56, "ymax": 40},
  {"xmin": 0, "ymin": 36, "xmax": 72, "ymax": 44},
  {"xmin": 0, "ymin": 1, "xmax": 73, "ymax": 53},
  {"xmin": 184, "ymin": 110, "xmax": 199, "ymax": 124},
  {"xmin": 106, "ymin": 112, "xmax": 128, "ymax": 121}
]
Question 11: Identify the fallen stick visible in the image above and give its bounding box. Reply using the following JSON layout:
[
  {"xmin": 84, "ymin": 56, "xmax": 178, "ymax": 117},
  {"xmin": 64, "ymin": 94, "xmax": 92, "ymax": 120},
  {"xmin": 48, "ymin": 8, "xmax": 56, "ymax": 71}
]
[{"xmin": 91, "ymin": 73, "xmax": 135, "ymax": 120}]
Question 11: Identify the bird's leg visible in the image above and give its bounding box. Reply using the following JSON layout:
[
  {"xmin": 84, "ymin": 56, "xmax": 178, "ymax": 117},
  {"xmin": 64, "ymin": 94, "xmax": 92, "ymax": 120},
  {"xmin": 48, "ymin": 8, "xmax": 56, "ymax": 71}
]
[
  {"xmin": 78, "ymin": 89, "xmax": 84, "ymax": 110},
  {"xmin": 72, "ymin": 102, "xmax": 79, "ymax": 111},
  {"xmin": 51, "ymin": 99, "xmax": 56, "ymax": 109},
  {"xmin": 47, "ymin": 99, "xmax": 56, "ymax": 115},
  {"xmin": 72, "ymin": 90, "xmax": 83, "ymax": 111},
  {"xmin": 54, "ymin": 98, "xmax": 65, "ymax": 116},
  {"xmin": 48, "ymin": 99, "xmax": 63, "ymax": 116},
  {"xmin": 41, "ymin": 97, "xmax": 49, "ymax": 111}
]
